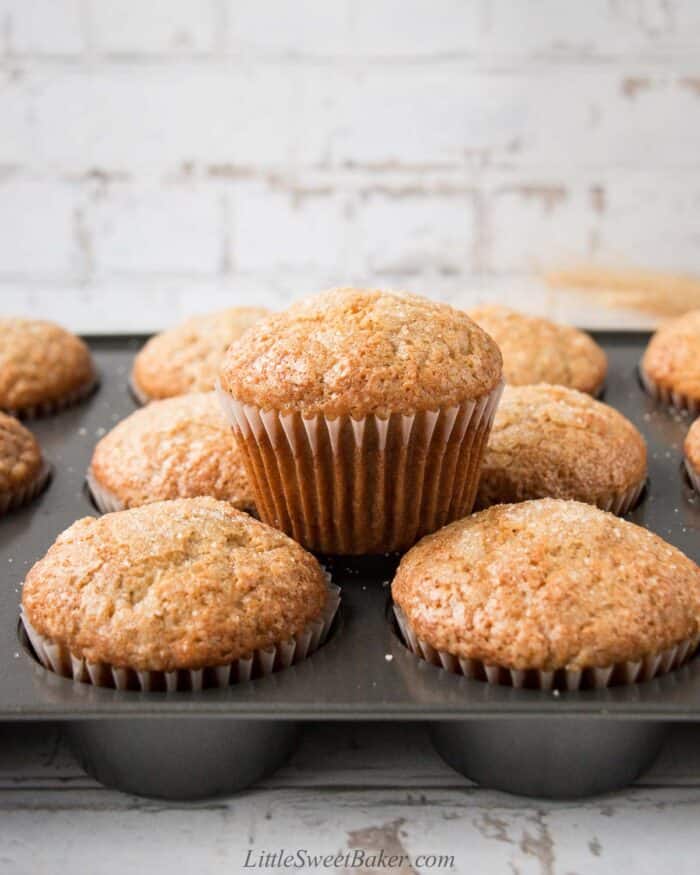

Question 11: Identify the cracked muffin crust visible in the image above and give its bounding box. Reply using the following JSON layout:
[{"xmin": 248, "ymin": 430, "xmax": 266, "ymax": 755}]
[
  {"xmin": 0, "ymin": 318, "xmax": 96, "ymax": 415},
  {"xmin": 476, "ymin": 384, "xmax": 647, "ymax": 511},
  {"xmin": 467, "ymin": 305, "xmax": 607, "ymax": 395},
  {"xmin": 22, "ymin": 497, "xmax": 330, "ymax": 672},
  {"xmin": 392, "ymin": 498, "xmax": 700, "ymax": 672},
  {"xmin": 88, "ymin": 392, "xmax": 255, "ymax": 512},
  {"xmin": 641, "ymin": 310, "xmax": 700, "ymax": 410},
  {"xmin": 0, "ymin": 412, "xmax": 49, "ymax": 511},
  {"xmin": 685, "ymin": 417, "xmax": 700, "ymax": 491},
  {"xmin": 131, "ymin": 307, "xmax": 268, "ymax": 402},
  {"xmin": 220, "ymin": 288, "xmax": 502, "ymax": 418}
]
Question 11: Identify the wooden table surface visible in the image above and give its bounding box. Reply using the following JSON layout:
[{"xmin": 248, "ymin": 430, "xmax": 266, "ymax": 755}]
[{"xmin": 1, "ymin": 720, "xmax": 698, "ymax": 874}]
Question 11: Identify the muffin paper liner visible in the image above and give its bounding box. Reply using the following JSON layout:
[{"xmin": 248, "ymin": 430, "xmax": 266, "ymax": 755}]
[
  {"xmin": 128, "ymin": 375, "xmax": 151, "ymax": 406},
  {"xmin": 21, "ymin": 583, "xmax": 340, "ymax": 693},
  {"xmin": 0, "ymin": 460, "xmax": 51, "ymax": 515},
  {"xmin": 3, "ymin": 375, "xmax": 98, "ymax": 420},
  {"xmin": 639, "ymin": 366, "xmax": 700, "ymax": 416},
  {"xmin": 595, "ymin": 478, "xmax": 646, "ymax": 516},
  {"xmin": 85, "ymin": 469, "xmax": 125, "ymax": 513},
  {"xmin": 685, "ymin": 457, "xmax": 700, "ymax": 494},
  {"xmin": 217, "ymin": 381, "xmax": 504, "ymax": 555},
  {"xmin": 393, "ymin": 605, "xmax": 699, "ymax": 691}
]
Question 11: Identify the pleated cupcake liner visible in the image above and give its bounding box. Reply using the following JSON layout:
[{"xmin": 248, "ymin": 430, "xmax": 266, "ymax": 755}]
[
  {"xmin": 217, "ymin": 381, "xmax": 504, "ymax": 555},
  {"xmin": 0, "ymin": 460, "xmax": 52, "ymax": 515},
  {"xmin": 639, "ymin": 366, "xmax": 700, "ymax": 416},
  {"xmin": 393, "ymin": 604, "xmax": 699, "ymax": 691},
  {"xmin": 21, "ymin": 583, "xmax": 340, "ymax": 693},
  {"xmin": 85, "ymin": 469, "xmax": 125, "ymax": 513},
  {"xmin": 685, "ymin": 457, "xmax": 700, "ymax": 494},
  {"xmin": 3, "ymin": 375, "xmax": 99, "ymax": 420},
  {"xmin": 595, "ymin": 477, "xmax": 646, "ymax": 516},
  {"xmin": 128, "ymin": 375, "xmax": 151, "ymax": 406}
]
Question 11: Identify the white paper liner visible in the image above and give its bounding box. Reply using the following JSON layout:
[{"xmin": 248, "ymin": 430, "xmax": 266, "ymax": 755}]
[
  {"xmin": 685, "ymin": 457, "xmax": 700, "ymax": 494},
  {"xmin": 393, "ymin": 604, "xmax": 699, "ymax": 691},
  {"xmin": 217, "ymin": 381, "xmax": 504, "ymax": 554},
  {"xmin": 639, "ymin": 365, "xmax": 700, "ymax": 416},
  {"xmin": 595, "ymin": 478, "xmax": 646, "ymax": 516},
  {"xmin": 21, "ymin": 583, "xmax": 340, "ymax": 692},
  {"xmin": 128, "ymin": 374, "xmax": 152, "ymax": 406},
  {"xmin": 3, "ymin": 375, "xmax": 98, "ymax": 420},
  {"xmin": 0, "ymin": 460, "xmax": 51, "ymax": 515}
]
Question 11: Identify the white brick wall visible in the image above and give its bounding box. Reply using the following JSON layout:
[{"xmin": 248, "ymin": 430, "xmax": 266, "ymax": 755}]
[{"xmin": 1, "ymin": 0, "xmax": 699, "ymax": 331}]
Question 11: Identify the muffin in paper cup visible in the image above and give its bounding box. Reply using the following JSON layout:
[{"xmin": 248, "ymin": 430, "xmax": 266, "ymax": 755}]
[
  {"xmin": 218, "ymin": 288, "xmax": 503, "ymax": 555},
  {"xmin": 392, "ymin": 499, "xmax": 700, "ymax": 691},
  {"xmin": 0, "ymin": 413, "xmax": 51, "ymax": 514},
  {"xmin": 685, "ymin": 418, "xmax": 700, "ymax": 494},
  {"xmin": 21, "ymin": 497, "xmax": 339, "ymax": 692},
  {"xmin": 640, "ymin": 310, "xmax": 700, "ymax": 415},
  {"xmin": 0, "ymin": 318, "xmax": 97, "ymax": 418},
  {"xmin": 467, "ymin": 305, "xmax": 608, "ymax": 396},
  {"xmin": 131, "ymin": 307, "xmax": 268, "ymax": 403},
  {"xmin": 87, "ymin": 392, "xmax": 256, "ymax": 515},
  {"xmin": 475, "ymin": 384, "xmax": 647, "ymax": 516}
]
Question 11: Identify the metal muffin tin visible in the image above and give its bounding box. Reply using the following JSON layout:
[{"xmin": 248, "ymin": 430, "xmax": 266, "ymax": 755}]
[{"xmin": 2, "ymin": 333, "xmax": 699, "ymax": 800}]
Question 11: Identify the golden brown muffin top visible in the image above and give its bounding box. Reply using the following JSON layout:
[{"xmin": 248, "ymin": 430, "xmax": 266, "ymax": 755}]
[
  {"xmin": 642, "ymin": 310, "xmax": 700, "ymax": 403},
  {"xmin": 0, "ymin": 319, "xmax": 95, "ymax": 412},
  {"xmin": 685, "ymin": 417, "xmax": 700, "ymax": 473},
  {"xmin": 131, "ymin": 307, "xmax": 269, "ymax": 401},
  {"xmin": 392, "ymin": 499, "xmax": 700, "ymax": 671},
  {"xmin": 467, "ymin": 305, "xmax": 607, "ymax": 395},
  {"xmin": 0, "ymin": 412, "xmax": 43, "ymax": 493},
  {"xmin": 89, "ymin": 393, "xmax": 255, "ymax": 511},
  {"xmin": 220, "ymin": 288, "xmax": 503, "ymax": 417},
  {"xmin": 22, "ymin": 497, "xmax": 329, "ymax": 671},
  {"xmin": 476, "ymin": 385, "xmax": 647, "ymax": 508}
]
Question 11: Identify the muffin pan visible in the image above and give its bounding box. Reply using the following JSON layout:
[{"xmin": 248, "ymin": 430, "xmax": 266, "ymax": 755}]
[{"xmin": 1, "ymin": 333, "xmax": 699, "ymax": 800}]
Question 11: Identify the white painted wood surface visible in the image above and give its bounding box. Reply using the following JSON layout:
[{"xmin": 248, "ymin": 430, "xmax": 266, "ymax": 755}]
[{"xmin": 1, "ymin": 720, "xmax": 700, "ymax": 873}]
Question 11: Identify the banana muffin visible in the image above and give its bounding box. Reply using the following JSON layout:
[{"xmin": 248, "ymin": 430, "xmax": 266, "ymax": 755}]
[
  {"xmin": 131, "ymin": 307, "xmax": 268, "ymax": 403},
  {"xmin": 467, "ymin": 305, "xmax": 607, "ymax": 395},
  {"xmin": 21, "ymin": 497, "xmax": 339, "ymax": 691},
  {"xmin": 641, "ymin": 310, "xmax": 700, "ymax": 414},
  {"xmin": 685, "ymin": 418, "xmax": 700, "ymax": 493},
  {"xmin": 88, "ymin": 392, "xmax": 255, "ymax": 513},
  {"xmin": 476, "ymin": 384, "xmax": 647, "ymax": 514},
  {"xmin": 392, "ymin": 499, "xmax": 700, "ymax": 690},
  {"xmin": 0, "ymin": 413, "xmax": 50, "ymax": 513},
  {"xmin": 218, "ymin": 288, "xmax": 503, "ymax": 554},
  {"xmin": 0, "ymin": 318, "xmax": 96, "ymax": 417}
]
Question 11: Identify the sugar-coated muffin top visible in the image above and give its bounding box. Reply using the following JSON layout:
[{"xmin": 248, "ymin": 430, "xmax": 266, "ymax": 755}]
[
  {"xmin": 0, "ymin": 412, "xmax": 43, "ymax": 493},
  {"xmin": 392, "ymin": 499, "xmax": 700, "ymax": 671},
  {"xmin": 219, "ymin": 288, "xmax": 503, "ymax": 417},
  {"xmin": 642, "ymin": 310, "xmax": 700, "ymax": 403},
  {"xmin": 89, "ymin": 393, "xmax": 255, "ymax": 511},
  {"xmin": 685, "ymin": 417, "xmax": 700, "ymax": 473},
  {"xmin": 132, "ymin": 307, "xmax": 269, "ymax": 401},
  {"xmin": 467, "ymin": 305, "xmax": 607, "ymax": 395},
  {"xmin": 0, "ymin": 319, "xmax": 95, "ymax": 412},
  {"xmin": 22, "ymin": 497, "xmax": 329, "ymax": 671},
  {"xmin": 476, "ymin": 384, "xmax": 647, "ymax": 508}
]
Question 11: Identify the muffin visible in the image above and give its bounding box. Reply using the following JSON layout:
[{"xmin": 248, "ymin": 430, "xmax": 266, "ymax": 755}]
[
  {"xmin": 0, "ymin": 318, "xmax": 96, "ymax": 417},
  {"xmin": 392, "ymin": 499, "xmax": 700, "ymax": 690},
  {"xmin": 467, "ymin": 305, "xmax": 607, "ymax": 395},
  {"xmin": 641, "ymin": 310, "xmax": 700, "ymax": 414},
  {"xmin": 685, "ymin": 418, "xmax": 700, "ymax": 493},
  {"xmin": 131, "ymin": 307, "xmax": 268, "ymax": 403},
  {"xmin": 218, "ymin": 288, "xmax": 503, "ymax": 554},
  {"xmin": 476, "ymin": 384, "xmax": 647, "ymax": 514},
  {"xmin": 21, "ymin": 497, "xmax": 339, "ymax": 691},
  {"xmin": 0, "ymin": 413, "xmax": 51, "ymax": 513},
  {"xmin": 87, "ymin": 392, "xmax": 255, "ymax": 514}
]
